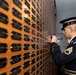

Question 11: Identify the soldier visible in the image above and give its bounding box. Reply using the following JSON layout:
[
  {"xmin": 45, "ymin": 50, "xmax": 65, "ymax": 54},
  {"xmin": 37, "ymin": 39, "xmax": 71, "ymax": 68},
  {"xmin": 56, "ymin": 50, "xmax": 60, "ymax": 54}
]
[{"xmin": 46, "ymin": 17, "xmax": 76, "ymax": 75}]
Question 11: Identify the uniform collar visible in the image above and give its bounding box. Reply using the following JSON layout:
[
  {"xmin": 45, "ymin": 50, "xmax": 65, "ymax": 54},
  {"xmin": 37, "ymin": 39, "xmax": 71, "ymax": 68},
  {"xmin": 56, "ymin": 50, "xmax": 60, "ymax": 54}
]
[{"xmin": 70, "ymin": 36, "xmax": 76, "ymax": 44}]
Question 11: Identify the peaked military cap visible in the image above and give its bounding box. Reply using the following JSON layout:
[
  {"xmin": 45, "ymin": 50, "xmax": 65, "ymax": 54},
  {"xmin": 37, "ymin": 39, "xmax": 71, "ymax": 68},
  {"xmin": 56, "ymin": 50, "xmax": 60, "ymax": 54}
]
[{"xmin": 60, "ymin": 17, "xmax": 76, "ymax": 30}]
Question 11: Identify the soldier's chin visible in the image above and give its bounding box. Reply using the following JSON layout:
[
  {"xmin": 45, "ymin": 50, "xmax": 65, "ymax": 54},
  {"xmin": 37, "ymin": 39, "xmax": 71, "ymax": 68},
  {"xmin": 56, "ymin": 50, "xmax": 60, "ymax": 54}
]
[
  {"xmin": 64, "ymin": 36, "xmax": 69, "ymax": 39},
  {"xmin": 65, "ymin": 36, "xmax": 70, "ymax": 39}
]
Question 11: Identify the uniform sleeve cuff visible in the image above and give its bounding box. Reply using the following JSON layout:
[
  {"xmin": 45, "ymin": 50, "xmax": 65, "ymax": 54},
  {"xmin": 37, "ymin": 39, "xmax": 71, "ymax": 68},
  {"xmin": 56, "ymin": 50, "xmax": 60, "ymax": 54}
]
[{"xmin": 51, "ymin": 42, "xmax": 58, "ymax": 46}]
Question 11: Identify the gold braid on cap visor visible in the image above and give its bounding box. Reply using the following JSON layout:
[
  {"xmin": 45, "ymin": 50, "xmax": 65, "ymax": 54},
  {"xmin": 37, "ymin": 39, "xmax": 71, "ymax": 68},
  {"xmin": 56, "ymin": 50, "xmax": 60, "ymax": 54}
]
[{"xmin": 63, "ymin": 21, "xmax": 76, "ymax": 26}]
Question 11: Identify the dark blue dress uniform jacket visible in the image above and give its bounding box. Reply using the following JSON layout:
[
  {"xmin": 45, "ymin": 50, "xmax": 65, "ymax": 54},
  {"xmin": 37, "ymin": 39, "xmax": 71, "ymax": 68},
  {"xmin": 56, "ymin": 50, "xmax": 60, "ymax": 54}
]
[{"xmin": 51, "ymin": 36, "xmax": 76, "ymax": 71}]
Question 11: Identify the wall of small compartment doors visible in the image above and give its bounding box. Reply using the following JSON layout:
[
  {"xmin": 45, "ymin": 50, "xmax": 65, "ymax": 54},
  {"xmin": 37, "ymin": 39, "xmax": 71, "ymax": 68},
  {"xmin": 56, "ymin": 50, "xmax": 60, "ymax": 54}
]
[{"xmin": 0, "ymin": 0, "xmax": 56, "ymax": 75}]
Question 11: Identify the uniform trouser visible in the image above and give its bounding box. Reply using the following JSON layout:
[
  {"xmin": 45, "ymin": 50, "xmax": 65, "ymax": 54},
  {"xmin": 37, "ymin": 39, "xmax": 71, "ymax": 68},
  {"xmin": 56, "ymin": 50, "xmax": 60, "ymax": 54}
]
[
  {"xmin": 63, "ymin": 72, "xmax": 76, "ymax": 75},
  {"xmin": 63, "ymin": 73, "xmax": 69, "ymax": 75},
  {"xmin": 63, "ymin": 67, "xmax": 76, "ymax": 75},
  {"xmin": 63, "ymin": 74, "xmax": 75, "ymax": 75}
]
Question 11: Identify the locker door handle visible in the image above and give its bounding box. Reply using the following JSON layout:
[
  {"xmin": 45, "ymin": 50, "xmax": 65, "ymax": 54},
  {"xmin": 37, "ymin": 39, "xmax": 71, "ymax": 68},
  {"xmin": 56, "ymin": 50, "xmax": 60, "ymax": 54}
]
[
  {"xmin": 40, "ymin": 50, "xmax": 43, "ymax": 54},
  {"xmin": 40, "ymin": 28, "xmax": 42, "ymax": 32},
  {"xmin": 24, "ymin": 34, "xmax": 30, "ymax": 41},
  {"xmin": 37, "ymin": 38, "xmax": 39, "ymax": 42},
  {"xmin": 11, "ymin": 31, "xmax": 22, "ymax": 40},
  {"xmin": 23, "ymin": 61, "xmax": 30, "ymax": 69},
  {"xmin": 12, "ymin": 8, "xmax": 22, "ymax": 20},
  {"xmin": 0, "ymin": 0, "xmax": 9, "ymax": 11},
  {"xmin": 11, "ymin": 19, "xmax": 22, "ymax": 30},
  {"xmin": 32, "ymin": 15, "xmax": 35, "ymax": 22},
  {"xmin": 32, "ymin": 8, "xmax": 35, "ymax": 15},
  {"xmin": 0, "ymin": 12, "xmax": 8, "ymax": 24},
  {"xmin": 24, "ymin": 9, "xmax": 30, "ymax": 17},
  {"xmin": 0, "ymin": 43, "xmax": 7, "ymax": 53},
  {"xmin": 0, "ymin": 28, "xmax": 8, "ymax": 38},
  {"xmin": 36, "ymin": 45, "xmax": 39, "ymax": 49},
  {"xmin": 36, "ymin": 69, "xmax": 39, "ymax": 75},
  {"xmin": 36, "ymin": 63, "xmax": 39, "ymax": 68},
  {"xmin": 24, "ymin": 0, "xmax": 30, "ymax": 9},
  {"xmin": 32, "ymin": 2, "xmax": 35, "ymax": 9},
  {"xmin": 37, "ymin": 20, "xmax": 39, "ymax": 26},
  {"xmin": 31, "ymin": 52, "xmax": 35, "ymax": 57},
  {"xmin": 32, "ymin": 30, "xmax": 36, "ymax": 35},
  {"xmin": 0, "ymin": 58, "xmax": 7, "ymax": 69},
  {"xmin": 37, "ymin": 26, "xmax": 39, "ymax": 31},
  {"xmin": 24, "ymin": 44, "xmax": 30, "ymax": 50},
  {"xmin": 40, "ymin": 34, "xmax": 42, "ymax": 38},
  {"xmin": 31, "ymin": 37, "xmax": 36, "ymax": 42},
  {"xmin": 37, "ymin": 8, "xmax": 39, "ymax": 13},
  {"xmin": 24, "ymin": 70, "xmax": 30, "ymax": 75},
  {"xmin": 10, "ymin": 54, "xmax": 21, "ymax": 64},
  {"xmin": 32, "ymin": 23, "xmax": 36, "ymax": 29},
  {"xmin": 40, "ymin": 66, "xmax": 42, "ymax": 70},
  {"xmin": 31, "ymin": 66, "xmax": 35, "ymax": 73},
  {"xmin": 23, "ymin": 52, "xmax": 30, "ymax": 60},
  {"xmin": 13, "ymin": 0, "xmax": 22, "ymax": 9},
  {"xmin": 10, "ymin": 66, "xmax": 21, "ymax": 75},
  {"xmin": 24, "ymin": 26, "xmax": 30, "ymax": 33},
  {"xmin": 37, "ymin": 14, "xmax": 39, "ymax": 20},
  {"xmin": 31, "ymin": 58, "xmax": 35, "ymax": 65},
  {"xmin": 40, "ymin": 55, "xmax": 43, "ymax": 59},
  {"xmin": 24, "ymin": 17, "xmax": 30, "ymax": 25},
  {"xmin": 31, "ymin": 44, "xmax": 35, "ymax": 49},
  {"xmin": 37, "ymin": 32, "xmax": 39, "ymax": 37},
  {"xmin": 36, "ymin": 57, "xmax": 39, "ymax": 61},
  {"xmin": 11, "ymin": 44, "xmax": 22, "ymax": 52},
  {"xmin": 36, "ymin": 51, "xmax": 39, "ymax": 55},
  {"xmin": 40, "ymin": 61, "xmax": 42, "ymax": 65}
]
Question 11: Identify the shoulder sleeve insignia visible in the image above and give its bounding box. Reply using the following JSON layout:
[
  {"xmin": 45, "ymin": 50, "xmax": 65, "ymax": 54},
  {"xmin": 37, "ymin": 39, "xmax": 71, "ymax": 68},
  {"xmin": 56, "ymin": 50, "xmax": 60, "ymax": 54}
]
[{"xmin": 64, "ymin": 47, "xmax": 73, "ymax": 55}]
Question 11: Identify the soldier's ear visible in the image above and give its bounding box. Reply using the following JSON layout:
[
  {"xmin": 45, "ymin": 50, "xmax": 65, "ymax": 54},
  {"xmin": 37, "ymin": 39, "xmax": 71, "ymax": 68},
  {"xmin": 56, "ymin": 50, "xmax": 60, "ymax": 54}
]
[{"xmin": 69, "ymin": 26, "xmax": 73, "ymax": 32}]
